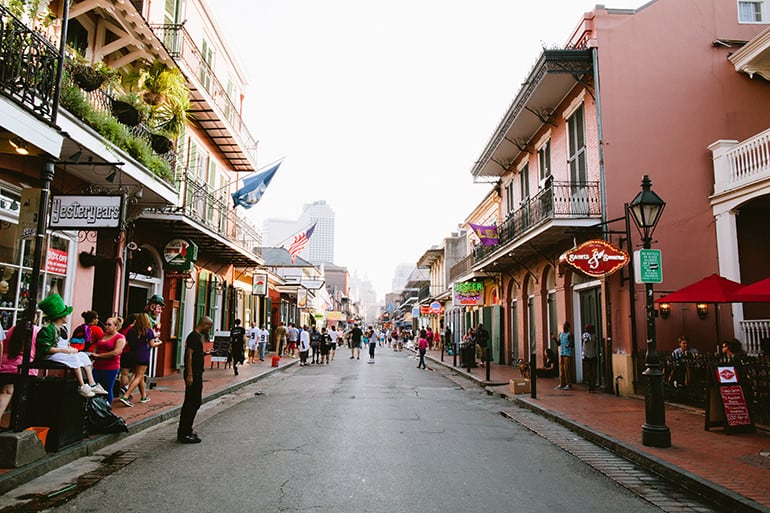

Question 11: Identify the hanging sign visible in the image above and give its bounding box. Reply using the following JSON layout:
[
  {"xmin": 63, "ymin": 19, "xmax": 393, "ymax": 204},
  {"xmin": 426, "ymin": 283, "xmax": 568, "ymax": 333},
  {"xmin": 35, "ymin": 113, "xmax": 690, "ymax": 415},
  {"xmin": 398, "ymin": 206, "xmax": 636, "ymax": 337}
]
[
  {"xmin": 252, "ymin": 273, "xmax": 268, "ymax": 296},
  {"xmin": 420, "ymin": 305, "xmax": 431, "ymax": 315},
  {"xmin": 429, "ymin": 301, "xmax": 442, "ymax": 314},
  {"xmin": 49, "ymin": 195, "xmax": 123, "ymax": 230},
  {"xmin": 163, "ymin": 239, "xmax": 199, "ymax": 272},
  {"xmin": 297, "ymin": 288, "xmax": 307, "ymax": 308},
  {"xmin": 564, "ymin": 239, "xmax": 629, "ymax": 277},
  {"xmin": 453, "ymin": 281, "xmax": 484, "ymax": 306}
]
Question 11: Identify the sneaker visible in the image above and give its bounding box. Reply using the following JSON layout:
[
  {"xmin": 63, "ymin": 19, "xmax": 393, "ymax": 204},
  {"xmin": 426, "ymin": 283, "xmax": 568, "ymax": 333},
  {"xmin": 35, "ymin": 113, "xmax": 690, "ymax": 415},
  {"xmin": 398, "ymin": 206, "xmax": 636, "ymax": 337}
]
[
  {"xmin": 119, "ymin": 396, "xmax": 134, "ymax": 407},
  {"xmin": 140, "ymin": 396, "xmax": 151, "ymax": 403},
  {"xmin": 554, "ymin": 385, "xmax": 564, "ymax": 390},
  {"xmin": 79, "ymin": 384, "xmax": 96, "ymax": 398},
  {"xmin": 563, "ymin": 385, "xmax": 573, "ymax": 390},
  {"xmin": 89, "ymin": 383, "xmax": 109, "ymax": 395}
]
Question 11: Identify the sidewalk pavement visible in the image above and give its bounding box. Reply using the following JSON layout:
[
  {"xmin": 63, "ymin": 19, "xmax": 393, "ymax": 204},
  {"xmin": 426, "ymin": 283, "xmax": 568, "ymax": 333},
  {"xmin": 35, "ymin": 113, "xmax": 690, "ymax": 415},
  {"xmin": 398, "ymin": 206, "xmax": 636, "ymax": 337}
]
[
  {"xmin": 0, "ymin": 355, "xmax": 299, "ymax": 495},
  {"xmin": 3, "ymin": 348, "xmax": 770, "ymax": 512},
  {"xmin": 422, "ymin": 347, "xmax": 770, "ymax": 513}
]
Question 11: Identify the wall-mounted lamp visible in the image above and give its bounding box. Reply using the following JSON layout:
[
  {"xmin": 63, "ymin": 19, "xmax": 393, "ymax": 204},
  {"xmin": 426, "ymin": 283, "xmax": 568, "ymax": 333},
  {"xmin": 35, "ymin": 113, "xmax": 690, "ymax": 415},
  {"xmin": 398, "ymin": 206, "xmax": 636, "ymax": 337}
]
[
  {"xmin": 9, "ymin": 138, "xmax": 30, "ymax": 155},
  {"xmin": 696, "ymin": 303, "xmax": 709, "ymax": 319},
  {"xmin": 659, "ymin": 303, "xmax": 671, "ymax": 320},
  {"xmin": 184, "ymin": 277, "xmax": 196, "ymax": 290}
]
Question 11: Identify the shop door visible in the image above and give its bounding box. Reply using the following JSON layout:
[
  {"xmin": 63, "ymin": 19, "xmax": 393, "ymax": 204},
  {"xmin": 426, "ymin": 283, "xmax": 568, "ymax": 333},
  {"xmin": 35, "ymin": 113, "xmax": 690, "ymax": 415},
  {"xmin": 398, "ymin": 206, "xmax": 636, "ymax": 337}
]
[
  {"xmin": 527, "ymin": 296, "xmax": 536, "ymax": 358},
  {"xmin": 510, "ymin": 300, "xmax": 519, "ymax": 361},
  {"xmin": 578, "ymin": 287, "xmax": 602, "ymax": 387}
]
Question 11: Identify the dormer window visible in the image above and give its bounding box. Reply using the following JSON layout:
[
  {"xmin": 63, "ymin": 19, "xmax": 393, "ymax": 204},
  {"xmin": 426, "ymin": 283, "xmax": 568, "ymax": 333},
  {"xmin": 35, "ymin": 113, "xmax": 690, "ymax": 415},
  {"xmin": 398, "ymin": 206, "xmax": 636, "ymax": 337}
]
[{"xmin": 739, "ymin": 1, "xmax": 767, "ymax": 23}]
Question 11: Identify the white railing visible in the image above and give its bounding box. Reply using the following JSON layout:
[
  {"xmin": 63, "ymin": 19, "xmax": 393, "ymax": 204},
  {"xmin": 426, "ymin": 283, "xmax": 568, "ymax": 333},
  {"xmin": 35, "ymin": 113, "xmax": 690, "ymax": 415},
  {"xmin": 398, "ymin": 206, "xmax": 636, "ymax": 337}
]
[
  {"xmin": 739, "ymin": 319, "xmax": 770, "ymax": 355},
  {"xmin": 711, "ymin": 129, "xmax": 770, "ymax": 194}
]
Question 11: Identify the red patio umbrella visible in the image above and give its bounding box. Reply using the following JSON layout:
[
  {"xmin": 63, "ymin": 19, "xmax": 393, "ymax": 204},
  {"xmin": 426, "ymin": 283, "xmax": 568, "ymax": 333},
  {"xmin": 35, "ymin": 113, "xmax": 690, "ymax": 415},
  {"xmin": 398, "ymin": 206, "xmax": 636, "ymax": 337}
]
[
  {"xmin": 655, "ymin": 274, "xmax": 744, "ymax": 348},
  {"xmin": 655, "ymin": 273, "xmax": 743, "ymax": 304},
  {"xmin": 730, "ymin": 277, "xmax": 770, "ymax": 303}
]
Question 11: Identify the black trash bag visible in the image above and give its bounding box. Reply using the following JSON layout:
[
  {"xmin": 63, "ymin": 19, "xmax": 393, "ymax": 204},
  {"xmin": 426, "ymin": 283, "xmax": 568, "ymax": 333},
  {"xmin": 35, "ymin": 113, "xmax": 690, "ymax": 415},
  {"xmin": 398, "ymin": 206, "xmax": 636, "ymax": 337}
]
[{"xmin": 85, "ymin": 396, "xmax": 129, "ymax": 434}]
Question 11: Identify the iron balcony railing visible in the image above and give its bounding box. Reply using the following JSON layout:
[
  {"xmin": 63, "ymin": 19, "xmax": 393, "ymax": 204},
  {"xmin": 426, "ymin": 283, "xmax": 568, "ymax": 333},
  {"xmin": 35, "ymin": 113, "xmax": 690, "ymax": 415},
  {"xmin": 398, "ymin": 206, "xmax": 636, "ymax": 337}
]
[
  {"xmin": 449, "ymin": 254, "xmax": 472, "ymax": 283},
  {"xmin": 0, "ymin": 4, "xmax": 59, "ymax": 122},
  {"xmin": 146, "ymin": 169, "xmax": 262, "ymax": 259},
  {"xmin": 472, "ymin": 181, "xmax": 601, "ymax": 265},
  {"xmin": 150, "ymin": 23, "xmax": 258, "ymax": 166}
]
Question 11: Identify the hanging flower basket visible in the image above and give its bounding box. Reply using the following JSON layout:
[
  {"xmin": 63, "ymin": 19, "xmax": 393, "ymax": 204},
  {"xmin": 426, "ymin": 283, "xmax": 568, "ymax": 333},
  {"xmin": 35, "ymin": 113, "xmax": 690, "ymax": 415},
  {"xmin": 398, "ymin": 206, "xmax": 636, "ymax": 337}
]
[
  {"xmin": 111, "ymin": 99, "xmax": 142, "ymax": 127},
  {"xmin": 150, "ymin": 133, "xmax": 175, "ymax": 154}
]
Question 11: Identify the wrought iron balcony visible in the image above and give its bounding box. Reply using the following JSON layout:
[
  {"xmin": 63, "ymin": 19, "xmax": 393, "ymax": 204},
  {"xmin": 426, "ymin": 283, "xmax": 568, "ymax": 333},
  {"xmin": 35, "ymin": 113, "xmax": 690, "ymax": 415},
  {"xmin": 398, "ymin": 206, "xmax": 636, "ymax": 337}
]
[
  {"xmin": 0, "ymin": 4, "xmax": 59, "ymax": 122},
  {"xmin": 472, "ymin": 181, "xmax": 601, "ymax": 266},
  {"xmin": 150, "ymin": 23, "xmax": 258, "ymax": 170},
  {"xmin": 449, "ymin": 254, "xmax": 473, "ymax": 283}
]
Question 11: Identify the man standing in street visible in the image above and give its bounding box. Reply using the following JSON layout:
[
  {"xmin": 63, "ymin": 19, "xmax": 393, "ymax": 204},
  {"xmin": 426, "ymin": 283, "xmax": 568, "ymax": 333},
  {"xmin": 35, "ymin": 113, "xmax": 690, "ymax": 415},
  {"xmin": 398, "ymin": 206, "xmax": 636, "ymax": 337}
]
[
  {"xmin": 274, "ymin": 321, "xmax": 287, "ymax": 360},
  {"xmin": 287, "ymin": 322, "xmax": 299, "ymax": 358},
  {"xmin": 178, "ymin": 316, "xmax": 213, "ymax": 444},
  {"xmin": 350, "ymin": 323, "xmax": 362, "ymax": 360},
  {"xmin": 230, "ymin": 319, "xmax": 245, "ymax": 375}
]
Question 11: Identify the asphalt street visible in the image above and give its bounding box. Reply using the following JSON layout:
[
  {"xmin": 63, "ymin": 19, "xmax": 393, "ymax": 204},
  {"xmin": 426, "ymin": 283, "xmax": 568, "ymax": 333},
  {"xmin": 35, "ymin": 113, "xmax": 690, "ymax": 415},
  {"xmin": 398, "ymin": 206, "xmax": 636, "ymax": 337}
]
[{"xmin": 5, "ymin": 349, "xmax": 677, "ymax": 512}]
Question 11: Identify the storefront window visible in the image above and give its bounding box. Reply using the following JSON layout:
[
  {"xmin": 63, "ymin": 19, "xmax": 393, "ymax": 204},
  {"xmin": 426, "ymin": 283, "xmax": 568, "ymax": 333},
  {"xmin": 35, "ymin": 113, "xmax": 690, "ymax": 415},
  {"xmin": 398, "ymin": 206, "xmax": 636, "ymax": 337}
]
[{"xmin": 0, "ymin": 229, "xmax": 71, "ymax": 330}]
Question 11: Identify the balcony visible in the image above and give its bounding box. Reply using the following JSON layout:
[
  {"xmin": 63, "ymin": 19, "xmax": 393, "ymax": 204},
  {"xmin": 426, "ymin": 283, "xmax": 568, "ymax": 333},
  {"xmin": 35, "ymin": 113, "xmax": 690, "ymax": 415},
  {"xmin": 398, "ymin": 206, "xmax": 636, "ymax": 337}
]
[
  {"xmin": 150, "ymin": 24, "xmax": 258, "ymax": 172},
  {"xmin": 472, "ymin": 181, "xmax": 601, "ymax": 268},
  {"xmin": 0, "ymin": 5, "xmax": 59, "ymax": 122},
  {"xmin": 711, "ymin": 128, "xmax": 770, "ymax": 196},
  {"xmin": 142, "ymin": 170, "xmax": 262, "ymax": 267}
]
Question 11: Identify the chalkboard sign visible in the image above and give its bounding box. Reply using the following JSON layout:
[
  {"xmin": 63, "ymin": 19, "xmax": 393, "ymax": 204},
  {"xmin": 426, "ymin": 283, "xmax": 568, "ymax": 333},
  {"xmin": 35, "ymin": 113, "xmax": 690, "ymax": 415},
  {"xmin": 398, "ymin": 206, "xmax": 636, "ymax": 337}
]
[
  {"xmin": 211, "ymin": 333, "xmax": 231, "ymax": 363},
  {"xmin": 705, "ymin": 365, "xmax": 755, "ymax": 434}
]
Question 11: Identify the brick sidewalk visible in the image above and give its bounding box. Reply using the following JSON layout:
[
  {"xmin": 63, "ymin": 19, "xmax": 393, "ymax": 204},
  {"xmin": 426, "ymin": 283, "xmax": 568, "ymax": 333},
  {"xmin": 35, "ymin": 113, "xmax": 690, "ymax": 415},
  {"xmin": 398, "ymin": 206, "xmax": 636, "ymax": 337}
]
[{"xmin": 423, "ymin": 348, "xmax": 770, "ymax": 512}]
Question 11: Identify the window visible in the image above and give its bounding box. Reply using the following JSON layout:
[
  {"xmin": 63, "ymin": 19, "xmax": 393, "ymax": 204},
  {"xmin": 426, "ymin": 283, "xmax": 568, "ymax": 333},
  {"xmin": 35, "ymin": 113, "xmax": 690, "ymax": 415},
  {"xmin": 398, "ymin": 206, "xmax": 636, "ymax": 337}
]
[
  {"xmin": 567, "ymin": 104, "xmax": 587, "ymax": 185},
  {"xmin": 200, "ymin": 38, "xmax": 214, "ymax": 93},
  {"xmin": 504, "ymin": 180, "xmax": 515, "ymax": 216},
  {"xmin": 519, "ymin": 164, "xmax": 530, "ymax": 203},
  {"xmin": 164, "ymin": 0, "xmax": 183, "ymax": 24},
  {"xmin": 538, "ymin": 140, "xmax": 551, "ymax": 185},
  {"xmin": 739, "ymin": 1, "xmax": 766, "ymax": 22}
]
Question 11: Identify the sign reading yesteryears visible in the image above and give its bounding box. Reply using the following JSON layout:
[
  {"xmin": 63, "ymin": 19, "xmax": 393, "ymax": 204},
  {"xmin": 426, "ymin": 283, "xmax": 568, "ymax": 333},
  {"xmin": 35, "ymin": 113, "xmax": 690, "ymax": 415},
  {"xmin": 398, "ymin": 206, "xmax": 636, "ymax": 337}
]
[
  {"xmin": 453, "ymin": 281, "xmax": 484, "ymax": 306},
  {"xmin": 49, "ymin": 195, "xmax": 123, "ymax": 230}
]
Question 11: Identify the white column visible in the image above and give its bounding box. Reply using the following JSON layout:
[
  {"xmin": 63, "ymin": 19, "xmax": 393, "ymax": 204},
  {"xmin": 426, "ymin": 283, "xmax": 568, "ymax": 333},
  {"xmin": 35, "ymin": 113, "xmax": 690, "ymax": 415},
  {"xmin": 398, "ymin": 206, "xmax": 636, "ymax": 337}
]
[
  {"xmin": 715, "ymin": 209, "xmax": 743, "ymax": 337},
  {"xmin": 708, "ymin": 139, "xmax": 738, "ymax": 194}
]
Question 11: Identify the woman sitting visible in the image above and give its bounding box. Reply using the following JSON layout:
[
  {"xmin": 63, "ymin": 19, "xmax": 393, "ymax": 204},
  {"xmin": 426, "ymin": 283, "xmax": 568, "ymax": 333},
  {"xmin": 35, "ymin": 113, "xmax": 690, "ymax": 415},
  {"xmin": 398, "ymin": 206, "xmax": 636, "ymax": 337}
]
[
  {"xmin": 0, "ymin": 319, "xmax": 39, "ymax": 426},
  {"xmin": 35, "ymin": 294, "xmax": 108, "ymax": 398},
  {"xmin": 536, "ymin": 347, "xmax": 559, "ymax": 378}
]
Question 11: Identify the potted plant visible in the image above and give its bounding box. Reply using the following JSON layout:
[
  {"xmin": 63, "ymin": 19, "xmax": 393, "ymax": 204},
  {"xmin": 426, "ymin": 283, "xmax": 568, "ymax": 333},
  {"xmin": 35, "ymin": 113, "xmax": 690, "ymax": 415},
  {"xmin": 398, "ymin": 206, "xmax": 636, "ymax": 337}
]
[
  {"xmin": 110, "ymin": 92, "xmax": 150, "ymax": 127},
  {"xmin": 65, "ymin": 56, "xmax": 117, "ymax": 92},
  {"xmin": 140, "ymin": 60, "xmax": 187, "ymax": 106}
]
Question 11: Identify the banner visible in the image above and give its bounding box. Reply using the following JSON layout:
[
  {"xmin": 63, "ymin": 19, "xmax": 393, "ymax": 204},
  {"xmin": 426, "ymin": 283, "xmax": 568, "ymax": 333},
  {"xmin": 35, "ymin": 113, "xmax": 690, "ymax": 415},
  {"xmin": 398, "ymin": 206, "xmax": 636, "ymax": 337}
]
[{"xmin": 469, "ymin": 222, "xmax": 499, "ymax": 246}]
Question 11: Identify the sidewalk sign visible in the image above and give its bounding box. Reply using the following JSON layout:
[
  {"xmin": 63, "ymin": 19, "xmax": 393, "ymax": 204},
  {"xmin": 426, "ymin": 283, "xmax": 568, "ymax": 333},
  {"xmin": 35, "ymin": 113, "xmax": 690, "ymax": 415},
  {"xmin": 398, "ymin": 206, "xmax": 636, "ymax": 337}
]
[
  {"xmin": 211, "ymin": 333, "xmax": 231, "ymax": 366},
  {"xmin": 705, "ymin": 364, "xmax": 755, "ymax": 433}
]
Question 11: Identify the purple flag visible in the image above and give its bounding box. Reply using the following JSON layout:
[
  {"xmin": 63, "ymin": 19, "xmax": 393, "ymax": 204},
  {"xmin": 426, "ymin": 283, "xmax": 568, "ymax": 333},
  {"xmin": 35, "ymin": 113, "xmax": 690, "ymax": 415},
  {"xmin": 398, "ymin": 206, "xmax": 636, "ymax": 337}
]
[{"xmin": 469, "ymin": 223, "xmax": 498, "ymax": 246}]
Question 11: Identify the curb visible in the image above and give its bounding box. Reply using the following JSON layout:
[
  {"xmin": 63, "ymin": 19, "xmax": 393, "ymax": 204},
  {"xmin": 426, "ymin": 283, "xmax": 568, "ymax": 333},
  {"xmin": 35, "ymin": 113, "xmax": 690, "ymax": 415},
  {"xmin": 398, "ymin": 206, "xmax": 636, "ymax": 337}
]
[{"xmin": 0, "ymin": 360, "xmax": 298, "ymax": 495}]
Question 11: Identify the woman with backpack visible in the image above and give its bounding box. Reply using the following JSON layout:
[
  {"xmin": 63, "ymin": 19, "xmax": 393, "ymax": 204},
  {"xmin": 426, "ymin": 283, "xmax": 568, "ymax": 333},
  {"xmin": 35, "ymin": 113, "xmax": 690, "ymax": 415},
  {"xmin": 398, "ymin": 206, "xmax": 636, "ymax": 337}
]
[{"xmin": 70, "ymin": 310, "xmax": 103, "ymax": 352}]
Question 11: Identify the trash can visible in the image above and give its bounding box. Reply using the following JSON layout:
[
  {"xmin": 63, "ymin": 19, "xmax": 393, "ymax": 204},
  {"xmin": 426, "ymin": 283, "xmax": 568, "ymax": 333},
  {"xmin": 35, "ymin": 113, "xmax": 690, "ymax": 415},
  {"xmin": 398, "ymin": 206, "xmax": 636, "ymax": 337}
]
[
  {"xmin": 460, "ymin": 343, "xmax": 476, "ymax": 369},
  {"xmin": 24, "ymin": 377, "xmax": 86, "ymax": 452}
]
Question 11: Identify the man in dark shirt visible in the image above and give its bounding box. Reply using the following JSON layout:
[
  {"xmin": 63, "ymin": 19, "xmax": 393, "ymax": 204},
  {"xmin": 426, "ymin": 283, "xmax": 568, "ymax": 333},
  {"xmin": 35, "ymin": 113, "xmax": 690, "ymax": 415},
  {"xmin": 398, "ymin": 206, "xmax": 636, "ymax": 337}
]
[
  {"xmin": 350, "ymin": 324, "xmax": 362, "ymax": 360},
  {"xmin": 230, "ymin": 319, "xmax": 245, "ymax": 376},
  {"xmin": 177, "ymin": 316, "xmax": 213, "ymax": 444}
]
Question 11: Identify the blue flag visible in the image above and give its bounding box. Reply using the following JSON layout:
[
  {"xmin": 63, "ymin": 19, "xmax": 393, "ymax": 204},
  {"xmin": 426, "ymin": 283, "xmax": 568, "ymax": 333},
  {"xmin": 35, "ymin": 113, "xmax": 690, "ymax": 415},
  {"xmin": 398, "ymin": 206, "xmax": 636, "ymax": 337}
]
[{"xmin": 231, "ymin": 162, "xmax": 281, "ymax": 209}]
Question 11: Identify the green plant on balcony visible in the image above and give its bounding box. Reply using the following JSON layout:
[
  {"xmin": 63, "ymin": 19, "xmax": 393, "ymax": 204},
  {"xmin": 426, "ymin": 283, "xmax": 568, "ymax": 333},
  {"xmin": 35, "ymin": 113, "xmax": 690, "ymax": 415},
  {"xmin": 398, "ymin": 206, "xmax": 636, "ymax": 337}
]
[
  {"xmin": 111, "ymin": 92, "xmax": 151, "ymax": 127},
  {"xmin": 140, "ymin": 60, "xmax": 186, "ymax": 107},
  {"xmin": 65, "ymin": 54, "xmax": 117, "ymax": 92}
]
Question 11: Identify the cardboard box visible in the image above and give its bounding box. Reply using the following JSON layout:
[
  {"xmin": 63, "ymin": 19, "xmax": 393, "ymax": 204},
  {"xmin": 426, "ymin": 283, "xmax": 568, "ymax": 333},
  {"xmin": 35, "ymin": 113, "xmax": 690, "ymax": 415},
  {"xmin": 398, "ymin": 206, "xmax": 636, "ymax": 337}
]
[{"xmin": 510, "ymin": 378, "xmax": 531, "ymax": 394}]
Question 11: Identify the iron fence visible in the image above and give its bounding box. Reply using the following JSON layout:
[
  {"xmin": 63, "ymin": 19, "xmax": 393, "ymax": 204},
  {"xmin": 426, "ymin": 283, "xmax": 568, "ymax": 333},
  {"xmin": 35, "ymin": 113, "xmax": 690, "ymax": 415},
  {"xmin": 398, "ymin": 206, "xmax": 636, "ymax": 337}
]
[{"xmin": 0, "ymin": 4, "xmax": 59, "ymax": 122}]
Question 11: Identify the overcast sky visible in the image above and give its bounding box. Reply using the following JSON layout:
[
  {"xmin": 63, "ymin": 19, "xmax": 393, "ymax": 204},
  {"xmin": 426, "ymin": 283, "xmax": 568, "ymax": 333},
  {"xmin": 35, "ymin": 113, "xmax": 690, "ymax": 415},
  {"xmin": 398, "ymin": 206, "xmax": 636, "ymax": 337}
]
[{"xmin": 215, "ymin": 1, "xmax": 643, "ymax": 299}]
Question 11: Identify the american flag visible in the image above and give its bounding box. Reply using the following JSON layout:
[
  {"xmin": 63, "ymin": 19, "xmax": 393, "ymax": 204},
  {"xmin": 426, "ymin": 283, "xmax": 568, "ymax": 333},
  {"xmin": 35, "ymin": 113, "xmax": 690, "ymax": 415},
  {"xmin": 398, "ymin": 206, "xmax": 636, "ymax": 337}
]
[{"xmin": 288, "ymin": 223, "xmax": 316, "ymax": 263}]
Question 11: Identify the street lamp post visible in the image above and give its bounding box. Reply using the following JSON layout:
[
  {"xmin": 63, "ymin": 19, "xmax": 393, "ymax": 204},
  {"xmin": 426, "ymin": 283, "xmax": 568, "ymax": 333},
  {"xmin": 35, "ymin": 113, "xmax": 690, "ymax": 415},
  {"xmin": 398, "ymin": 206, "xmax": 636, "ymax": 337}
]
[{"xmin": 628, "ymin": 175, "xmax": 671, "ymax": 448}]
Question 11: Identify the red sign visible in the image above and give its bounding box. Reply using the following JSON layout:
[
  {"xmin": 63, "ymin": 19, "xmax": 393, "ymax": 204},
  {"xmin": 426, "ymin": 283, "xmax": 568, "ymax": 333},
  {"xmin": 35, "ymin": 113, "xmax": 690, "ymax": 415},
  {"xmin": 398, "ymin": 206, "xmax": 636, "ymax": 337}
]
[
  {"xmin": 46, "ymin": 248, "xmax": 68, "ymax": 275},
  {"xmin": 719, "ymin": 385, "xmax": 752, "ymax": 427},
  {"xmin": 420, "ymin": 305, "xmax": 430, "ymax": 315},
  {"xmin": 564, "ymin": 239, "xmax": 629, "ymax": 277}
]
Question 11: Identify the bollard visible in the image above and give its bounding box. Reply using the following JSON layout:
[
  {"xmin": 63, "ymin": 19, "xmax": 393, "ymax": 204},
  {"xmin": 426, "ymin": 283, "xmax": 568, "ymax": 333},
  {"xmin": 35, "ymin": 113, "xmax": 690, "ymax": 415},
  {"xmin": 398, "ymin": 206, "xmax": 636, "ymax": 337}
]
[{"xmin": 530, "ymin": 352, "xmax": 537, "ymax": 399}]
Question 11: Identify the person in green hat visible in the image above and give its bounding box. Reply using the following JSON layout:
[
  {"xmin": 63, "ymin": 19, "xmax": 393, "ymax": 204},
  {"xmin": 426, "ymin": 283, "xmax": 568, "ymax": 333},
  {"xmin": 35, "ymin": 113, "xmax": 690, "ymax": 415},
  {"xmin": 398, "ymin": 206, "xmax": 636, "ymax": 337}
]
[{"xmin": 36, "ymin": 293, "xmax": 109, "ymax": 399}]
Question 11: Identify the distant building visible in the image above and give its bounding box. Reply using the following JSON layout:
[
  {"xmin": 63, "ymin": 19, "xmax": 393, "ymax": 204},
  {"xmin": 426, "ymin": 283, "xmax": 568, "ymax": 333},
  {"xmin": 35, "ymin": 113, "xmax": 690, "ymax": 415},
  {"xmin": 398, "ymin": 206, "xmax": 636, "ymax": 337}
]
[
  {"xmin": 262, "ymin": 200, "xmax": 335, "ymax": 265},
  {"xmin": 391, "ymin": 263, "xmax": 414, "ymax": 292}
]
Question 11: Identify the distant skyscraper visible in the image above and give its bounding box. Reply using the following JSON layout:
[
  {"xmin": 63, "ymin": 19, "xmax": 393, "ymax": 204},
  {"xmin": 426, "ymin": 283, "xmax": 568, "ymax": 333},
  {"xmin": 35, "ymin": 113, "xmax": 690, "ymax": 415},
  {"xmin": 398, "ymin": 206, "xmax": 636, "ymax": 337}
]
[
  {"xmin": 298, "ymin": 200, "xmax": 334, "ymax": 264},
  {"xmin": 391, "ymin": 263, "xmax": 415, "ymax": 292},
  {"xmin": 262, "ymin": 200, "xmax": 335, "ymax": 265}
]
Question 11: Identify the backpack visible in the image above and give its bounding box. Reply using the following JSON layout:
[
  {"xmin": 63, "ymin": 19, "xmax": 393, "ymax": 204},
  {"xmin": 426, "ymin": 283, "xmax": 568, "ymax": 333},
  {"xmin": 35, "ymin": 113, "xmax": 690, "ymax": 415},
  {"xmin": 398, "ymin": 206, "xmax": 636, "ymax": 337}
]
[{"xmin": 70, "ymin": 323, "xmax": 92, "ymax": 351}]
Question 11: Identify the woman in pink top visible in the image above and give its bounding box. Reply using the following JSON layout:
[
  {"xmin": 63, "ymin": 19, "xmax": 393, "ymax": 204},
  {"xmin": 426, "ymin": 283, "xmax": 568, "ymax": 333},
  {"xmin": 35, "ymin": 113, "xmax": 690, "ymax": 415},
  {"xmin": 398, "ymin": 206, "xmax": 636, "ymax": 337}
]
[
  {"xmin": 0, "ymin": 321, "xmax": 39, "ymax": 426},
  {"xmin": 90, "ymin": 316, "xmax": 126, "ymax": 405},
  {"xmin": 417, "ymin": 329, "xmax": 428, "ymax": 370}
]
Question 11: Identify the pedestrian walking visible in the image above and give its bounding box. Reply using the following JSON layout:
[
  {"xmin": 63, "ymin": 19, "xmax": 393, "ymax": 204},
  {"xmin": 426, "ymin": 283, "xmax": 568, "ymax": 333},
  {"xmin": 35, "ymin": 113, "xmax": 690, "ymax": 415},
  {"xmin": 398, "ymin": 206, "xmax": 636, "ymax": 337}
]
[
  {"xmin": 417, "ymin": 329, "xmax": 428, "ymax": 369},
  {"xmin": 120, "ymin": 313, "xmax": 161, "ymax": 406},
  {"xmin": 258, "ymin": 324, "xmax": 269, "ymax": 362},
  {"xmin": 230, "ymin": 319, "xmax": 245, "ymax": 375},
  {"xmin": 474, "ymin": 323, "xmax": 489, "ymax": 367},
  {"xmin": 309, "ymin": 325, "xmax": 321, "ymax": 363},
  {"xmin": 177, "ymin": 316, "xmax": 213, "ymax": 444},
  {"xmin": 328, "ymin": 325, "xmax": 339, "ymax": 361},
  {"xmin": 246, "ymin": 321, "xmax": 258, "ymax": 364},
  {"xmin": 320, "ymin": 327, "xmax": 331, "ymax": 364},
  {"xmin": 274, "ymin": 321, "xmax": 288, "ymax": 359},
  {"xmin": 350, "ymin": 323, "xmax": 362, "ymax": 359},
  {"xmin": 368, "ymin": 326, "xmax": 377, "ymax": 363},
  {"xmin": 287, "ymin": 322, "xmax": 299, "ymax": 358},
  {"xmin": 298, "ymin": 325, "xmax": 310, "ymax": 366},
  {"xmin": 553, "ymin": 321, "xmax": 574, "ymax": 390}
]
